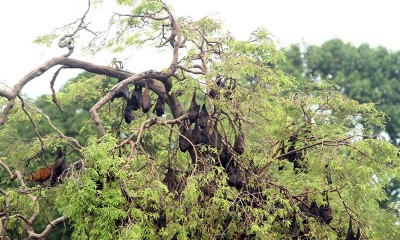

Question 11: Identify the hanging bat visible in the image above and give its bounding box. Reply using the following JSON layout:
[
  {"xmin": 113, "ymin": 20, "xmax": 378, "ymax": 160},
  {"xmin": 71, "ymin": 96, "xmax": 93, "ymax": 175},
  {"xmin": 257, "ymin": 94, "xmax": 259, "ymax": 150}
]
[
  {"xmin": 319, "ymin": 193, "xmax": 333, "ymax": 224},
  {"xmin": 124, "ymin": 103, "xmax": 135, "ymax": 124},
  {"xmin": 51, "ymin": 146, "xmax": 67, "ymax": 184},
  {"xmin": 210, "ymin": 127, "xmax": 223, "ymax": 150},
  {"xmin": 233, "ymin": 133, "xmax": 245, "ymax": 154},
  {"xmin": 187, "ymin": 91, "xmax": 200, "ymax": 123},
  {"xmin": 130, "ymin": 85, "xmax": 142, "ymax": 111},
  {"xmin": 27, "ymin": 147, "xmax": 67, "ymax": 183},
  {"xmin": 219, "ymin": 146, "xmax": 233, "ymax": 169},
  {"xmin": 153, "ymin": 97, "xmax": 165, "ymax": 116},
  {"xmin": 198, "ymin": 103, "xmax": 208, "ymax": 129},
  {"xmin": 115, "ymin": 84, "xmax": 130, "ymax": 100},
  {"xmin": 191, "ymin": 119, "xmax": 201, "ymax": 145},
  {"xmin": 200, "ymin": 125, "xmax": 210, "ymax": 145},
  {"xmin": 345, "ymin": 221, "xmax": 361, "ymax": 240},
  {"xmin": 141, "ymin": 81, "xmax": 152, "ymax": 113},
  {"xmin": 179, "ymin": 121, "xmax": 192, "ymax": 152},
  {"xmin": 226, "ymin": 163, "xmax": 244, "ymax": 190}
]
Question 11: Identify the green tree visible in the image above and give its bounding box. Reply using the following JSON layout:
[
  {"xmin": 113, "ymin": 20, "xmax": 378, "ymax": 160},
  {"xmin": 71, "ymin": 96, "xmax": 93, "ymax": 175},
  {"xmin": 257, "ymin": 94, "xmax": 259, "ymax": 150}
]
[
  {"xmin": 1, "ymin": 1, "xmax": 399, "ymax": 239},
  {"xmin": 282, "ymin": 39, "xmax": 400, "ymax": 143},
  {"xmin": 281, "ymin": 38, "xmax": 400, "ymax": 208}
]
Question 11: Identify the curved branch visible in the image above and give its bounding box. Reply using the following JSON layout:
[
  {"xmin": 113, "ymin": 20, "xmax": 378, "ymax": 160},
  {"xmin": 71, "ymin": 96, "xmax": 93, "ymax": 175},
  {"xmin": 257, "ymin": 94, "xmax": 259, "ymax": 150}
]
[
  {"xmin": 26, "ymin": 216, "xmax": 67, "ymax": 239},
  {"xmin": 50, "ymin": 66, "xmax": 68, "ymax": 112},
  {"xmin": 33, "ymin": 107, "xmax": 83, "ymax": 150},
  {"xmin": 0, "ymin": 98, "xmax": 15, "ymax": 125}
]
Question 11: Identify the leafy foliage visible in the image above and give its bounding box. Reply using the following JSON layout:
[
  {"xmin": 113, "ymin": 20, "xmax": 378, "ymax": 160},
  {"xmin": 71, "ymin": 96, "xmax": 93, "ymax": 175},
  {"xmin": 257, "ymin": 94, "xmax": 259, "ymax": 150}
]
[
  {"xmin": 1, "ymin": 1, "xmax": 400, "ymax": 239},
  {"xmin": 281, "ymin": 38, "xmax": 400, "ymax": 210}
]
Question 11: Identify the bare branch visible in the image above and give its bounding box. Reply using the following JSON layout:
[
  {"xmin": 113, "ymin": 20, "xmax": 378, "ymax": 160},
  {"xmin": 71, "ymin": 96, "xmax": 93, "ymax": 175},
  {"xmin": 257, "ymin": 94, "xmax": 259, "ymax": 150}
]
[
  {"xmin": 18, "ymin": 95, "xmax": 46, "ymax": 162},
  {"xmin": 50, "ymin": 66, "xmax": 68, "ymax": 112},
  {"xmin": 177, "ymin": 65, "xmax": 206, "ymax": 75},
  {"xmin": 33, "ymin": 107, "xmax": 83, "ymax": 150}
]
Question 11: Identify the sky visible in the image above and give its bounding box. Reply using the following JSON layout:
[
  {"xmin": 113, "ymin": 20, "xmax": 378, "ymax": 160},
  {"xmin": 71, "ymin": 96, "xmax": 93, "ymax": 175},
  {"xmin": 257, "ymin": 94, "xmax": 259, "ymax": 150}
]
[{"xmin": 1, "ymin": 0, "xmax": 400, "ymax": 98}]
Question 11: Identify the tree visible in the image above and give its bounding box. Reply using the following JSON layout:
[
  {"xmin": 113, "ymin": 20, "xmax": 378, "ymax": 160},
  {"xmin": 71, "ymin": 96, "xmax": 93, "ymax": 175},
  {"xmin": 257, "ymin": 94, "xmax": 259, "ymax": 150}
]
[
  {"xmin": 282, "ymin": 38, "xmax": 400, "ymax": 143},
  {"xmin": 281, "ymin": 39, "xmax": 400, "ymax": 209},
  {"xmin": 1, "ymin": 1, "xmax": 399, "ymax": 239}
]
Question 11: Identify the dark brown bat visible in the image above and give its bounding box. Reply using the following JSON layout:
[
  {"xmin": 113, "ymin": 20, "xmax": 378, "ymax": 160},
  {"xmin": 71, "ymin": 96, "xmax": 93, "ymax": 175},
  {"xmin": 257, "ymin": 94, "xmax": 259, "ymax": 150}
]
[
  {"xmin": 233, "ymin": 133, "xmax": 245, "ymax": 154},
  {"xmin": 319, "ymin": 204, "xmax": 333, "ymax": 224},
  {"xmin": 141, "ymin": 81, "xmax": 152, "ymax": 113},
  {"xmin": 219, "ymin": 146, "xmax": 232, "ymax": 168},
  {"xmin": 124, "ymin": 104, "xmax": 135, "ymax": 124},
  {"xmin": 191, "ymin": 119, "xmax": 201, "ymax": 145},
  {"xmin": 153, "ymin": 97, "xmax": 165, "ymax": 116},
  {"xmin": 187, "ymin": 91, "xmax": 200, "ymax": 123},
  {"xmin": 130, "ymin": 85, "xmax": 142, "ymax": 111},
  {"xmin": 198, "ymin": 103, "xmax": 208, "ymax": 128},
  {"xmin": 179, "ymin": 121, "xmax": 192, "ymax": 152},
  {"xmin": 346, "ymin": 219, "xmax": 356, "ymax": 240},
  {"xmin": 210, "ymin": 127, "xmax": 223, "ymax": 150},
  {"xmin": 115, "ymin": 84, "xmax": 130, "ymax": 100},
  {"xmin": 200, "ymin": 125, "xmax": 210, "ymax": 145}
]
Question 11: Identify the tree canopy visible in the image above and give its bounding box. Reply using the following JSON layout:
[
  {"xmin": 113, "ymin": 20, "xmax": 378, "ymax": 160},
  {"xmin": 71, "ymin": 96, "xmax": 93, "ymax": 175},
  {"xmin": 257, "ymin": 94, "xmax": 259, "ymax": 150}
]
[
  {"xmin": 282, "ymin": 39, "xmax": 400, "ymax": 207},
  {"xmin": 1, "ymin": 1, "xmax": 399, "ymax": 239},
  {"xmin": 282, "ymin": 38, "xmax": 400, "ymax": 143}
]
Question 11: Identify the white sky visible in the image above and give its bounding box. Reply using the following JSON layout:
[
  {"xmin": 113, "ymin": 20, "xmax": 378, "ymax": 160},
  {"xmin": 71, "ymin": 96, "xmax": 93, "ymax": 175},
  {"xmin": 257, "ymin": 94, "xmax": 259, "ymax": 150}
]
[{"xmin": 1, "ymin": 0, "xmax": 400, "ymax": 98}]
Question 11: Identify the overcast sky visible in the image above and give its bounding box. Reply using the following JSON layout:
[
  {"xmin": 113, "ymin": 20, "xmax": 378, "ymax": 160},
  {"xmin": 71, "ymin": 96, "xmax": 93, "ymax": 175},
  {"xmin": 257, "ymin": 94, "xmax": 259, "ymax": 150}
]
[{"xmin": 1, "ymin": 0, "xmax": 400, "ymax": 98}]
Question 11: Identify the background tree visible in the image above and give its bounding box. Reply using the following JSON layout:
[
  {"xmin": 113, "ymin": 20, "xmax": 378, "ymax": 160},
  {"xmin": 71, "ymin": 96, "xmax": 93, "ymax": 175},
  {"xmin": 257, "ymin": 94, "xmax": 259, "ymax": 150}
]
[
  {"xmin": 1, "ymin": 1, "xmax": 399, "ymax": 239},
  {"xmin": 281, "ymin": 38, "xmax": 400, "ymax": 209}
]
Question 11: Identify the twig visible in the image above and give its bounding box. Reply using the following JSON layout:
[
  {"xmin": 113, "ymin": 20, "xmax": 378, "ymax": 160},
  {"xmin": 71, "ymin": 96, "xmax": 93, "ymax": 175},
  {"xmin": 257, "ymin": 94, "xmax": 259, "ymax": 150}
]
[
  {"xmin": 32, "ymin": 107, "xmax": 83, "ymax": 150},
  {"xmin": 18, "ymin": 95, "xmax": 46, "ymax": 163},
  {"xmin": 50, "ymin": 66, "xmax": 69, "ymax": 112}
]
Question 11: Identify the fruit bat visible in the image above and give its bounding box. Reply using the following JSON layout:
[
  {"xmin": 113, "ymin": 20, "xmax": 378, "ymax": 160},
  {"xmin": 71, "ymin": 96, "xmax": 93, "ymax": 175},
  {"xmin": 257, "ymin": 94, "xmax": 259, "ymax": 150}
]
[
  {"xmin": 131, "ymin": 85, "xmax": 142, "ymax": 111},
  {"xmin": 115, "ymin": 84, "xmax": 130, "ymax": 100},
  {"xmin": 226, "ymin": 163, "xmax": 244, "ymax": 190},
  {"xmin": 141, "ymin": 81, "xmax": 152, "ymax": 113},
  {"xmin": 179, "ymin": 121, "xmax": 192, "ymax": 152},
  {"xmin": 200, "ymin": 125, "xmax": 210, "ymax": 145},
  {"xmin": 191, "ymin": 119, "xmax": 201, "ymax": 145},
  {"xmin": 219, "ymin": 146, "xmax": 233, "ymax": 169},
  {"xmin": 124, "ymin": 104, "xmax": 135, "ymax": 124},
  {"xmin": 319, "ymin": 194, "xmax": 333, "ymax": 224},
  {"xmin": 27, "ymin": 147, "xmax": 67, "ymax": 183},
  {"xmin": 153, "ymin": 97, "xmax": 165, "ymax": 116},
  {"xmin": 208, "ymin": 88, "xmax": 219, "ymax": 99},
  {"xmin": 346, "ymin": 219, "xmax": 356, "ymax": 240},
  {"xmin": 187, "ymin": 91, "xmax": 200, "ymax": 123},
  {"xmin": 208, "ymin": 77, "xmax": 224, "ymax": 99},
  {"xmin": 309, "ymin": 202, "xmax": 319, "ymax": 218},
  {"xmin": 286, "ymin": 135, "xmax": 297, "ymax": 162},
  {"xmin": 198, "ymin": 103, "xmax": 208, "ymax": 129},
  {"xmin": 210, "ymin": 127, "xmax": 223, "ymax": 150},
  {"xmin": 233, "ymin": 133, "xmax": 245, "ymax": 154},
  {"xmin": 51, "ymin": 146, "xmax": 67, "ymax": 184},
  {"xmin": 289, "ymin": 214, "xmax": 300, "ymax": 237},
  {"xmin": 27, "ymin": 166, "xmax": 52, "ymax": 182},
  {"xmin": 319, "ymin": 204, "xmax": 333, "ymax": 224}
]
